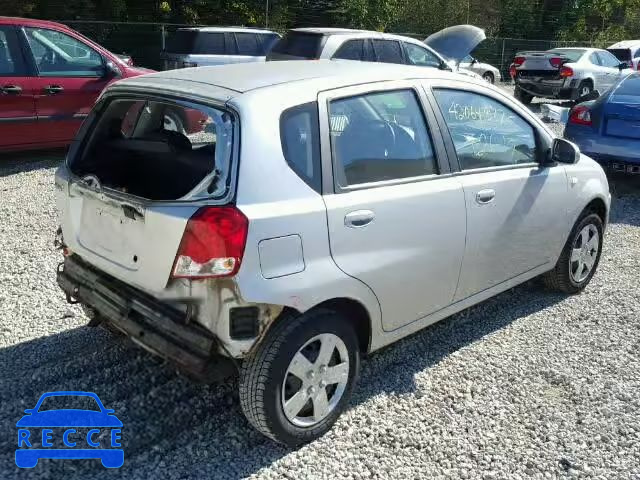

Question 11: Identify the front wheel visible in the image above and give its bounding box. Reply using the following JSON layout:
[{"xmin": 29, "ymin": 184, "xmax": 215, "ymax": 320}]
[
  {"xmin": 543, "ymin": 212, "xmax": 604, "ymax": 293},
  {"xmin": 482, "ymin": 72, "xmax": 495, "ymax": 84},
  {"xmin": 239, "ymin": 309, "xmax": 360, "ymax": 446}
]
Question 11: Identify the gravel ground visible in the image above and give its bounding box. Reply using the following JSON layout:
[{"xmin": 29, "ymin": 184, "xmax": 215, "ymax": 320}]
[{"xmin": 1, "ymin": 108, "xmax": 639, "ymax": 479}]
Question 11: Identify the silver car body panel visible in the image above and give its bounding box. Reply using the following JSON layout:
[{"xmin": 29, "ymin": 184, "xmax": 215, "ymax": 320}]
[{"xmin": 55, "ymin": 61, "xmax": 610, "ymax": 359}]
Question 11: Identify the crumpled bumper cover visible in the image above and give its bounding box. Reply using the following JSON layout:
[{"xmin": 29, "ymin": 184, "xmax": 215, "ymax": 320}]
[{"xmin": 57, "ymin": 254, "xmax": 235, "ymax": 381}]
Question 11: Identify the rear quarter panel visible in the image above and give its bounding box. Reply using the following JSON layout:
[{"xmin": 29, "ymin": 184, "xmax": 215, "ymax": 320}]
[{"xmin": 229, "ymin": 88, "xmax": 382, "ymax": 337}]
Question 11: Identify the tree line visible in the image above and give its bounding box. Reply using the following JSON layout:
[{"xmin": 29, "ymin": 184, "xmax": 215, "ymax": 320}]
[{"xmin": 4, "ymin": 0, "xmax": 640, "ymax": 41}]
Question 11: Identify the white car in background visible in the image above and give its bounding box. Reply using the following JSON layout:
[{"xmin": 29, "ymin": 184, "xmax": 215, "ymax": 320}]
[
  {"xmin": 458, "ymin": 54, "xmax": 502, "ymax": 83},
  {"xmin": 608, "ymin": 40, "xmax": 640, "ymax": 71},
  {"xmin": 267, "ymin": 26, "xmax": 483, "ymax": 79}
]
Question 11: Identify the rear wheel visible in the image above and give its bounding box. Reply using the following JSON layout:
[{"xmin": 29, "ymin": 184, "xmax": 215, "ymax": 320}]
[
  {"xmin": 514, "ymin": 86, "xmax": 534, "ymax": 105},
  {"xmin": 239, "ymin": 309, "xmax": 360, "ymax": 446},
  {"xmin": 576, "ymin": 80, "xmax": 593, "ymax": 100},
  {"xmin": 543, "ymin": 212, "xmax": 604, "ymax": 293},
  {"xmin": 163, "ymin": 110, "xmax": 186, "ymax": 134}
]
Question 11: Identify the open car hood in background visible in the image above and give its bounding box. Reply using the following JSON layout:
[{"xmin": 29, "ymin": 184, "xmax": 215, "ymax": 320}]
[{"xmin": 424, "ymin": 25, "xmax": 486, "ymax": 63}]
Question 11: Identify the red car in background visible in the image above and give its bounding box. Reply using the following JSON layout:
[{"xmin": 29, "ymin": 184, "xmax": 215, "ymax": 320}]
[{"xmin": 0, "ymin": 17, "xmax": 152, "ymax": 152}]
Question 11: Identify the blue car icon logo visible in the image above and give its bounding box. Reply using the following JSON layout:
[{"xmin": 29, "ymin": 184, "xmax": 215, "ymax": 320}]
[{"xmin": 16, "ymin": 391, "xmax": 123, "ymax": 468}]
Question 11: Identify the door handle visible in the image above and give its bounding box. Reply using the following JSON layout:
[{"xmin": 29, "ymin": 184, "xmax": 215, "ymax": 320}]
[
  {"xmin": 475, "ymin": 189, "xmax": 496, "ymax": 204},
  {"xmin": 44, "ymin": 85, "xmax": 64, "ymax": 95},
  {"xmin": 2, "ymin": 85, "xmax": 22, "ymax": 95},
  {"xmin": 344, "ymin": 210, "xmax": 375, "ymax": 228}
]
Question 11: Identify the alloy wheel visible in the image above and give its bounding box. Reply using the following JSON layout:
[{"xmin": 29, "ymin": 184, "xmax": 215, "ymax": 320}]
[
  {"xmin": 570, "ymin": 224, "xmax": 599, "ymax": 283},
  {"xmin": 281, "ymin": 333, "xmax": 350, "ymax": 427}
]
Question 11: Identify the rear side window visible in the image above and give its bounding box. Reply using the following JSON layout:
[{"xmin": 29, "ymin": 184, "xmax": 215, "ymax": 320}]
[
  {"xmin": 166, "ymin": 31, "xmax": 227, "ymax": 55},
  {"xmin": 235, "ymin": 33, "xmax": 260, "ymax": 56},
  {"xmin": 588, "ymin": 52, "xmax": 601, "ymax": 65},
  {"xmin": 329, "ymin": 89, "xmax": 437, "ymax": 187},
  {"xmin": 333, "ymin": 40, "xmax": 365, "ymax": 60},
  {"xmin": 372, "ymin": 40, "xmax": 404, "ymax": 64},
  {"xmin": 0, "ymin": 26, "xmax": 27, "ymax": 76},
  {"xmin": 280, "ymin": 102, "xmax": 321, "ymax": 192},
  {"xmin": 267, "ymin": 32, "xmax": 324, "ymax": 60}
]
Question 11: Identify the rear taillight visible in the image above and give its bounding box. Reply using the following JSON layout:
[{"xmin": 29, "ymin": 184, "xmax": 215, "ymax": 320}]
[
  {"xmin": 513, "ymin": 56, "xmax": 525, "ymax": 66},
  {"xmin": 549, "ymin": 57, "xmax": 563, "ymax": 68},
  {"xmin": 172, "ymin": 206, "xmax": 248, "ymax": 279},
  {"xmin": 569, "ymin": 105, "xmax": 592, "ymax": 126},
  {"xmin": 559, "ymin": 66, "xmax": 574, "ymax": 77}
]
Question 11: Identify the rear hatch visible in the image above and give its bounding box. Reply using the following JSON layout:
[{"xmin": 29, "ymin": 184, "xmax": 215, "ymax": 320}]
[
  {"xmin": 604, "ymin": 75, "xmax": 640, "ymax": 139},
  {"xmin": 513, "ymin": 49, "xmax": 582, "ymax": 81},
  {"xmin": 56, "ymin": 92, "xmax": 237, "ymax": 293}
]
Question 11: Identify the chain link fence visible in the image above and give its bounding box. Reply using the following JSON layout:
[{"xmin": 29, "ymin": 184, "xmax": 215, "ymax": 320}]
[{"xmin": 65, "ymin": 20, "xmax": 619, "ymax": 79}]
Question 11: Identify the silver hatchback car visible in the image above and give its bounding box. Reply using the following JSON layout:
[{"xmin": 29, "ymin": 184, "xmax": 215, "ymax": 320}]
[{"xmin": 55, "ymin": 61, "xmax": 610, "ymax": 446}]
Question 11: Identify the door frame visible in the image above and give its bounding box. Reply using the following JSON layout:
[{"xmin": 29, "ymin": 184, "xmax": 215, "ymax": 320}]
[{"xmin": 316, "ymin": 79, "xmax": 456, "ymax": 196}]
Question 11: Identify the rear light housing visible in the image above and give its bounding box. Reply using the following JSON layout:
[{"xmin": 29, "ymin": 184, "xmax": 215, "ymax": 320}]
[
  {"xmin": 549, "ymin": 57, "xmax": 563, "ymax": 68},
  {"xmin": 569, "ymin": 105, "xmax": 592, "ymax": 126},
  {"xmin": 559, "ymin": 66, "xmax": 574, "ymax": 77},
  {"xmin": 513, "ymin": 56, "xmax": 525, "ymax": 66},
  {"xmin": 172, "ymin": 206, "xmax": 249, "ymax": 279}
]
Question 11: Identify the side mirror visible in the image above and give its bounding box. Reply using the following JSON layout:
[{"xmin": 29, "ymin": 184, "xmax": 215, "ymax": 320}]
[
  {"xmin": 24, "ymin": 409, "xmax": 35, "ymax": 414},
  {"xmin": 438, "ymin": 60, "xmax": 452, "ymax": 71},
  {"xmin": 551, "ymin": 138, "xmax": 580, "ymax": 164},
  {"xmin": 618, "ymin": 62, "xmax": 629, "ymax": 70},
  {"xmin": 470, "ymin": 57, "xmax": 477, "ymax": 65},
  {"xmin": 104, "ymin": 60, "xmax": 121, "ymax": 78}
]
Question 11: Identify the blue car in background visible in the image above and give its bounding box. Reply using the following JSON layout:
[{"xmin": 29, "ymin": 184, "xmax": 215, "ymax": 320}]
[
  {"xmin": 16, "ymin": 391, "xmax": 123, "ymax": 468},
  {"xmin": 565, "ymin": 73, "xmax": 640, "ymax": 174}
]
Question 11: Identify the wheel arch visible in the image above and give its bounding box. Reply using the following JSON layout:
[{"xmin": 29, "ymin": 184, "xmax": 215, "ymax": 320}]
[{"xmin": 310, "ymin": 298, "xmax": 372, "ymax": 353}]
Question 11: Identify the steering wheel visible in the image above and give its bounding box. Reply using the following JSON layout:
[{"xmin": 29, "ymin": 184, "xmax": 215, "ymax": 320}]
[{"xmin": 41, "ymin": 49, "xmax": 56, "ymax": 67}]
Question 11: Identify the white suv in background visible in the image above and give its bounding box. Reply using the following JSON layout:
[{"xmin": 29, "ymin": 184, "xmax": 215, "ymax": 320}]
[{"xmin": 162, "ymin": 26, "xmax": 280, "ymax": 69}]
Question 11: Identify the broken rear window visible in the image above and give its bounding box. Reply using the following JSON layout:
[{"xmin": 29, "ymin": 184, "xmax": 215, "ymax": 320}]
[{"xmin": 71, "ymin": 98, "xmax": 234, "ymax": 201}]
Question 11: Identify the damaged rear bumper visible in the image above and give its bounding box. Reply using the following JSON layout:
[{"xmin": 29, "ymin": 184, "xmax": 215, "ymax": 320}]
[{"xmin": 57, "ymin": 255, "xmax": 236, "ymax": 382}]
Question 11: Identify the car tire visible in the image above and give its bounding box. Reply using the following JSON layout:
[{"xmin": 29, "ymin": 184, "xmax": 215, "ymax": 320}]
[
  {"xmin": 514, "ymin": 86, "xmax": 534, "ymax": 105},
  {"xmin": 239, "ymin": 308, "xmax": 360, "ymax": 447},
  {"xmin": 576, "ymin": 80, "xmax": 593, "ymax": 101},
  {"xmin": 543, "ymin": 212, "xmax": 604, "ymax": 294},
  {"xmin": 482, "ymin": 72, "xmax": 495, "ymax": 84},
  {"xmin": 163, "ymin": 110, "xmax": 186, "ymax": 134}
]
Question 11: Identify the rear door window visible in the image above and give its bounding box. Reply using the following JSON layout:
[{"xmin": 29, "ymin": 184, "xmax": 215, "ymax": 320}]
[
  {"xmin": 329, "ymin": 89, "xmax": 437, "ymax": 187},
  {"xmin": 333, "ymin": 40, "xmax": 365, "ymax": 61},
  {"xmin": 372, "ymin": 40, "xmax": 404, "ymax": 64},
  {"xmin": 0, "ymin": 26, "xmax": 27, "ymax": 76},
  {"xmin": 235, "ymin": 33, "xmax": 260, "ymax": 56},
  {"xmin": 198, "ymin": 32, "xmax": 227, "ymax": 54}
]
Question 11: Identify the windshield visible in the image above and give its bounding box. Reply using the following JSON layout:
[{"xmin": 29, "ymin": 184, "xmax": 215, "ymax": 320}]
[
  {"xmin": 267, "ymin": 32, "xmax": 325, "ymax": 60},
  {"xmin": 608, "ymin": 48, "xmax": 632, "ymax": 62},
  {"xmin": 613, "ymin": 74, "xmax": 640, "ymax": 97},
  {"xmin": 38, "ymin": 395, "xmax": 101, "ymax": 412},
  {"xmin": 549, "ymin": 49, "xmax": 586, "ymax": 62}
]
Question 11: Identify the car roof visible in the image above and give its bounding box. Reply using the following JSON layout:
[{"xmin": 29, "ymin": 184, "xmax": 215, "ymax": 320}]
[
  {"xmin": 608, "ymin": 40, "xmax": 640, "ymax": 48},
  {"xmin": 177, "ymin": 26, "xmax": 277, "ymax": 34},
  {"xmin": 291, "ymin": 27, "xmax": 377, "ymax": 35},
  {"xmin": 115, "ymin": 59, "xmax": 477, "ymax": 97},
  {"xmin": 0, "ymin": 16, "xmax": 70, "ymax": 29}
]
